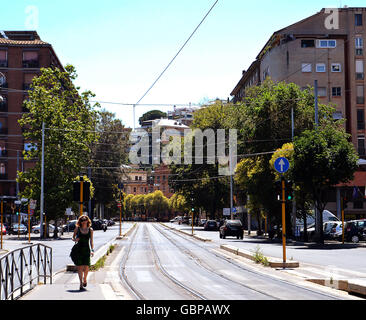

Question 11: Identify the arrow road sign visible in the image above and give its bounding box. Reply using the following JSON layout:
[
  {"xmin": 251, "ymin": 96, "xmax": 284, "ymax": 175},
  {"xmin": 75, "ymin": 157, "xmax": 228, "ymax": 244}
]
[{"xmin": 274, "ymin": 157, "xmax": 290, "ymax": 174}]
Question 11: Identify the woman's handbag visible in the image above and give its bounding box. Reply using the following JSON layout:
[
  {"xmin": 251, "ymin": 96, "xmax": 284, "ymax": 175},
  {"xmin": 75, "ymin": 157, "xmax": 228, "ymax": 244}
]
[{"xmin": 70, "ymin": 243, "xmax": 79, "ymax": 264}]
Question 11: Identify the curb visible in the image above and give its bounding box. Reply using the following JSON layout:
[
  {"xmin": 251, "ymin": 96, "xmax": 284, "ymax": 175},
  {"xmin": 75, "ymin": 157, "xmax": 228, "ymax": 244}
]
[
  {"xmin": 160, "ymin": 223, "xmax": 212, "ymax": 242},
  {"xmin": 66, "ymin": 223, "xmax": 137, "ymax": 272},
  {"xmin": 220, "ymin": 244, "xmax": 300, "ymax": 268}
]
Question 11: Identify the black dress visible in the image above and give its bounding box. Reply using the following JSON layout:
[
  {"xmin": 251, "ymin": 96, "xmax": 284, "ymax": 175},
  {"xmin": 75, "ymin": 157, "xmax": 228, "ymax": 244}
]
[{"xmin": 74, "ymin": 228, "xmax": 91, "ymax": 267}]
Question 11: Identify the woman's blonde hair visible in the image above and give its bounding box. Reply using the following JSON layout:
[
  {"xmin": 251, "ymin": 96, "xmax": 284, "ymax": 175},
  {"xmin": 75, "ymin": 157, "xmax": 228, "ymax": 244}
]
[{"xmin": 76, "ymin": 215, "xmax": 92, "ymax": 228}]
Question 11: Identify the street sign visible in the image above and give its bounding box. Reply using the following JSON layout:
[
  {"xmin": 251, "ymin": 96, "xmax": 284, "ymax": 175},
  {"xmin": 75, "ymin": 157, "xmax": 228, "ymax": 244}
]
[
  {"xmin": 65, "ymin": 208, "xmax": 72, "ymax": 216},
  {"xmin": 223, "ymin": 208, "xmax": 231, "ymax": 216},
  {"xmin": 274, "ymin": 157, "xmax": 290, "ymax": 174},
  {"xmin": 232, "ymin": 207, "xmax": 237, "ymax": 213},
  {"xmin": 29, "ymin": 199, "xmax": 37, "ymax": 210},
  {"xmin": 117, "ymin": 204, "xmax": 122, "ymax": 208},
  {"xmin": 14, "ymin": 200, "xmax": 21, "ymax": 205},
  {"xmin": 29, "ymin": 209, "xmax": 34, "ymax": 215},
  {"xmin": 21, "ymin": 198, "xmax": 28, "ymax": 203}
]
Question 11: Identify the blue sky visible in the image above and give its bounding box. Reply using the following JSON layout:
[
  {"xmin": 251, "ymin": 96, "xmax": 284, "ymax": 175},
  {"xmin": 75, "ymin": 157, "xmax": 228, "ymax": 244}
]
[{"xmin": 2, "ymin": 0, "xmax": 366, "ymax": 127}]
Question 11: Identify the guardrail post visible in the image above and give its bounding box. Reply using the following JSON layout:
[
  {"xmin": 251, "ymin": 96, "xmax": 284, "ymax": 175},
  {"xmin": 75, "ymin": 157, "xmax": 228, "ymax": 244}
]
[
  {"xmin": 10, "ymin": 252, "xmax": 14, "ymax": 300},
  {"xmin": 29, "ymin": 246, "xmax": 33, "ymax": 287},
  {"xmin": 37, "ymin": 245, "xmax": 40, "ymax": 284},
  {"xmin": 20, "ymin": 249, "xmax": 23, "ymax": 297},
  {"xmin": 44, "ymin": 245, "xmax": 46, "ymax": 284},
  {"xmin": 50, "ymin": 248, "xmax": 52, "ymax": 284}
]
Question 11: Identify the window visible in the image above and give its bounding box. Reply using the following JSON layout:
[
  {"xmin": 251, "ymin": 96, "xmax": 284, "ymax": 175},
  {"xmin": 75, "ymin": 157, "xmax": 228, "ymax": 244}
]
[
  {"xmin": 317, "ymin": 40, "xmax": 337, "ymax": 48},
  {"xmin": 316, "ymin": 63, "xmax": 326, "ymax": 72},
  {"xmin": 23, "ymin": 51, "xmax": 39, "ymax": 68},
  {"xmin": 356, "ymin": 60, "xmax": 364, "ymax": 79},
  {"xmin": 0, "ymin": 163, "xmax": 6, "ymax": 176},
  {"xmin": 358, "ymin": 110, "xmax": 365, "ymax": 130},
  {"xmin": 135, "ymin": 176, "xmax": 138, "ymax": 181},
  {"xmin": 133, "ymin": 187, "xmax": 136, "ymax": 193},
  {"xmin": 0, "ymin": 50, "xmax": 7, "ymax": 67},
  {"xmin": 332, "ymin": 87, "xmax": 342, "ymax": 97},
  {"xmin": 355, "ymin": 14, "xmax": 363, "ymax": 26},
  {"xmin": 301, "ymin": 39, "xmax": 315, "ymax": 48},
  {"xmin": 0, "ymin": 140, "xmax": 6, "ymax": 157},
  {"xmin": 357, "ymin": 85, "xmax": 365, "ymax": 104},
  {"xmin": 358, "ymin": 137, "xmax": 365, "ymax": 155},
  {"xmin": 356, "ymin": 37, "xmax": 363, "ymax": 55},
  {"xmin": 302, "ymin": 63, "xmax": 312, "ymax": 73},
  {"xmin": 331, "ymin": 63, "xmax": 342, "ymax": 72},
  {"xmin": 317, "ymin": 87, "xmax": 327, "ymax": 97}
]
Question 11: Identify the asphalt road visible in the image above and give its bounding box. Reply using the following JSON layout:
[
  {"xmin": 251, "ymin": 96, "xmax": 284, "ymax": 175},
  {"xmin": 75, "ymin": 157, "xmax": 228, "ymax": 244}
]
[
  {"xmin": 120, "ymin": 223, "xmax": 347, "ymax": 300},
  {"xmin": 167, "ymin": 223, "xmax": 366, "ymax": 274}
]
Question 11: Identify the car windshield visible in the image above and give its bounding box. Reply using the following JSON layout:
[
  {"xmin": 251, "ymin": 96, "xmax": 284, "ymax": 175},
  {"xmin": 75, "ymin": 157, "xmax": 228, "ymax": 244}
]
[{"xmin": 227, "ymin": 220, "xmax": 242, "ymax": 226}]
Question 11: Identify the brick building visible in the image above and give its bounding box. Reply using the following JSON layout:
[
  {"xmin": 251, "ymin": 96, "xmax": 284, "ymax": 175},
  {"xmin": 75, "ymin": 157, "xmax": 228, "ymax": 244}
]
[{"xmin": 0, "ymin": 31, "xmax": 63, "ymax": 197}]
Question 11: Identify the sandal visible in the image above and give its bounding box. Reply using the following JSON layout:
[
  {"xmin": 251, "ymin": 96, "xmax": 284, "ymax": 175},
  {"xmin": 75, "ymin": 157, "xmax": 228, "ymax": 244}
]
[{"xmin": 83, "ymin": 281, "xmax": 87, "ymax": 287}]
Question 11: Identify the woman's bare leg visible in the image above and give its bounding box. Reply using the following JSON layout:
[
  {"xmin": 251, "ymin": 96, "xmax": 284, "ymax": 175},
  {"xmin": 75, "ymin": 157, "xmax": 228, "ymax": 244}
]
[
  {"xmin": 77, "ymin": 266, "xmax": 83, "ymax": 287},
  {"xmin": 83, "ymin": 266, "xmax": 89, "ymax": 284}
]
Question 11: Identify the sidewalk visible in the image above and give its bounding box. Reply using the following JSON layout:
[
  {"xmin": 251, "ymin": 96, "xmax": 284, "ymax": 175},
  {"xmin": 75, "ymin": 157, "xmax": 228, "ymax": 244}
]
[{"xmin": 19, "ymin": 224, "xmax": 136, "ymax": 300}]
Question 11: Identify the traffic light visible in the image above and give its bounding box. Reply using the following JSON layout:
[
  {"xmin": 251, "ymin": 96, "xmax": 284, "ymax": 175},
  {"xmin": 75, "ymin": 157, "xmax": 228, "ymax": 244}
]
[
  {"xmin": 73, "ymin": 181, "xmax": 90, "ymax": 202},
  {"xmin": 342, "ymin": 197, "xmax": 348, "ymax": 209},
  {"xmin": 285, "ymin": 181, "xmax": 293, "ymax": 201},
  {"xmin": 275, "ymin": 180, "xmax": 282, "ymax": 201}
]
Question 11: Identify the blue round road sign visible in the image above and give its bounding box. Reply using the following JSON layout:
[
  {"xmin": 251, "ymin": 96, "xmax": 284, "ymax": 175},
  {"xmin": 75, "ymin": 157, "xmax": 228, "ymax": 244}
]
[{"xmin": 274, "ymin": 157, "xmax": 290, "ymax": 174}]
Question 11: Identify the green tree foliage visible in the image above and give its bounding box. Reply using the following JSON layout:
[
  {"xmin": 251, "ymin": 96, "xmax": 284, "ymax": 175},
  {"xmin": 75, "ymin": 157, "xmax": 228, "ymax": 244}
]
[
  {"xmin": 292, "ymin": 125, "xmax": 358, "ymax": 243},
  {"xmin": 138, "ymin": 110, "xmax": 167, "ymax": 126},
  {"xmin": 89, "ymin": 110, "xmax": 129, "ymax": 217},
  {"xmin": 18, "ymin": 65, "xmax": 98, "ymax": 221}
]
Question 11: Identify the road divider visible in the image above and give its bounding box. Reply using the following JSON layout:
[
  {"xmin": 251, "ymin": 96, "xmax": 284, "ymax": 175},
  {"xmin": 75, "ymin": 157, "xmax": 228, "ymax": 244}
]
[
  {"xmin": 220, "ymin": 244, "xmax": 299, "ymax": 269},
  {"xmin": 160, "ymin": 223, "xmax": 212, "ymax": 242}
]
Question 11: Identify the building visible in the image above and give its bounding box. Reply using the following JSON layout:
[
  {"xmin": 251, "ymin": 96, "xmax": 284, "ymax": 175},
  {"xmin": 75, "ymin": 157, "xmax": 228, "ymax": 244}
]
[
  {"xmin": 121, "ymin": 164, "xmax": 174, "ymax": 198},
  {"xmin": 167, "ymin": 105, "xmax": 200, "ymax": 126},
  {"xmin": 230, "ymin": 7, "xmax": 366, "ymax": 218},
  {"xmin": 231, "ymin": 7, "xmax": 366, "ymax": 153},
  {"xmin": 0, "ymin": 31, "xmax": 63, "ymax": 197}
]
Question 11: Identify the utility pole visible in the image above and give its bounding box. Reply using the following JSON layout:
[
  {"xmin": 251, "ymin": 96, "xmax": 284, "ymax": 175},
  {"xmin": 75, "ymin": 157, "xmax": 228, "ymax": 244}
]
[
  {"xmin": 88, "ymin": 167, "xmax": 92, "ymax": 219},
  {"xmin": 229, "ymin": 146, "xmax": 234, "ymax": 220},
  {"xmin": 281, "ymin": 177, "xmax": 287, "ymax": 263},
  {"xmin": 16, "ymin": 151, "xmax": 20, "ymax": 198},
  {"xmin": 79, "ymin": 177, "xmax": 84, "ymax": 217},
  {"xmin": 40, "ymin": 122, "xmax": 45, "ymax": 239}
]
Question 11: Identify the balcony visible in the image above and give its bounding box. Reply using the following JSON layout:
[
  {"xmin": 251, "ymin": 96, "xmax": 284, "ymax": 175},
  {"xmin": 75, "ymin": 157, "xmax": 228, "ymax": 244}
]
[
  {"xmin": 0, "ymin": 60, "xmax": 7, "ymax": 68},
  {"xmin": 23, "ymin": 60, "xmax": 39, "ymax": 68}
]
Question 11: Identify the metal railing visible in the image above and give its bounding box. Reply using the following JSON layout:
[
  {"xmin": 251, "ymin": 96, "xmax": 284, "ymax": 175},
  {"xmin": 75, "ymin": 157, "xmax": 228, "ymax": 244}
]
[{"xmin": 0, "ymin": 244, "xmax": 52, "ymax": 300}]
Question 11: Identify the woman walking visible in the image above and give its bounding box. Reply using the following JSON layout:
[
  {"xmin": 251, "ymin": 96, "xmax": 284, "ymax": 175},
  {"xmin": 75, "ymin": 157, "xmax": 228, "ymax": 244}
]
[{"xmin": 72, "ymin": 215, "xmax": 94, "ymax": 291}]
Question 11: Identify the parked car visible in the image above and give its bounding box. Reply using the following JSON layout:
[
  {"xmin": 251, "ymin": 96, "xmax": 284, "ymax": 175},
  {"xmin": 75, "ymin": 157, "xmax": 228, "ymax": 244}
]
[
  {"xmin": 219, "ymin": 220, "xmax": 244, "ymax": 239},
  {"xmin": 107, "ymin": 220, "xmax": 115, "ymax": 226},
  {"xmin": 62, "ymin": 220, "xmax": 78, "ymax": 232},
  {"xmin": 10, "ymin": 223, "xmax": 28, "ymax": 235},
  {"xmin": 92, "ymin": 219, "xmax": 107, "ymax": 231},
  {"xmin": 170, "ymin": 216, "xmax": 180, "ymax": 223},
  {"xmin": 330, "ymin": 222, "xmax": 344, "ymax": 240},
  {"xmin": 344, "ymin": 220, "xmax": 366, "ymax": 243},
  {"xmin": 204, "ymin": 220, "xmax": 218, "ymax": 231},
  {"xmin": 0, "ymin": 224, "xmax": 6, "ymax": 235},
  {"xmin": 181, "ymin": 216, "xmax": 190, "ymax": 224},
  {"xmin": 199, "ymin": 219, "xmax": 207, "ymax": 227},
  {"xmin": 323, "ymin": 221, "xmax": 341, "ymax": 240},
  {"xmin": 32, "ymin": 224, "xmax": 55, "ymax": 234}
]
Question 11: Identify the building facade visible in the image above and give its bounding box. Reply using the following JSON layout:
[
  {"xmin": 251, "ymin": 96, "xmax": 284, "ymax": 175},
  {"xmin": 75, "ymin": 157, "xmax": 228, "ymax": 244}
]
[
  {"xmin": 231, "ymin": 7, "xmax": 366, "ymax": 156},
  {"xmin": 0, "ymin": 31, "xmax": 63, "ymax": 197}
]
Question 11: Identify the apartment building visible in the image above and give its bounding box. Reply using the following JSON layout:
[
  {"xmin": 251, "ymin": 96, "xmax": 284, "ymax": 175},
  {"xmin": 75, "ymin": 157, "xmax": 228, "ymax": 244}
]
[
  {"xmin": 231, "ymin": 7, "xmax": 366, "ymax": 154},
  {"xmin": 121, "ymin": 164, "xmax": 174, "ymax": 198},
  {"xmin": 0, "ymin": 31, "xmax": 63, "ymax": 198},
  {"xmin": 167, "ymin": 105, "xmax": 200, "ymax": 126}
]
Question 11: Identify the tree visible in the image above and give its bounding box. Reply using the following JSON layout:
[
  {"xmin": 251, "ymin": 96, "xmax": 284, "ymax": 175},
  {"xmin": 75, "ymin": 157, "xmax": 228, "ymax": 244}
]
[
  {"xmin": 139, "ymin": 110, "xmax": 167, "ymax": 126},
  {"xmin": 292, "ymin": 125, "xmax": 358, "ymax": 243},
  {"xmin": 89, "ymin": 110, "xmax": 129, "ymax": 218},
  {"xmin": 234, "ymin": 79, "xmax": 337, "ymax": 232},
  {"xmin": 169, "ymin": 102, "xmax": 232, "ymax": 219},
  {"xmin": 169, "ymin": 193, "xmax": 188, "ymax": 214},
  {"xmin": 18, "ymin": 65, "xmax": 98, "ymax": 222}
]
